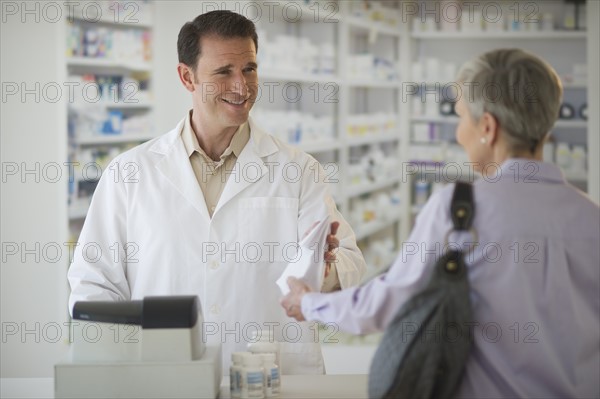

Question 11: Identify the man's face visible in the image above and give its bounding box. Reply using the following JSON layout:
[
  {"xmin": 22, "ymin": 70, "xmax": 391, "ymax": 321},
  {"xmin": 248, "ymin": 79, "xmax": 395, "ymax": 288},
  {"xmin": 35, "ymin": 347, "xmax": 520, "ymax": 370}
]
[{"xmin": 191, "ymin": 36, "xmax": 258, "ymax": 132}]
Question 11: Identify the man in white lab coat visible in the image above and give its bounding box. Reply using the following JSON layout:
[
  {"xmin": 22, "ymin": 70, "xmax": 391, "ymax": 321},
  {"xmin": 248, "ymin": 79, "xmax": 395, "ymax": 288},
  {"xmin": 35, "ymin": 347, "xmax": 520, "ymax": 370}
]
[{"xmin": 67, "ymin": 10, "xmax": 366, "ymax": 375}]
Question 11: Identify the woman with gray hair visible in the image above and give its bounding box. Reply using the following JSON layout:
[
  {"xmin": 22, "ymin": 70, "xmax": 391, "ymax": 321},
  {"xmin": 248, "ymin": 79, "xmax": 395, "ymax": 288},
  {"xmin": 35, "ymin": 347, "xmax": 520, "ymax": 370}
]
[{"xmin": 281, "ymin": 48, "xmax": 599, "ymax": 398}]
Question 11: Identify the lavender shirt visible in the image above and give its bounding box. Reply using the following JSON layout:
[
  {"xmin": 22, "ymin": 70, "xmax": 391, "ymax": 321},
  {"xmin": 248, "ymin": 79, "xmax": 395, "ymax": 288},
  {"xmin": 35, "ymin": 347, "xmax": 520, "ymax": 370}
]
[{"xmin": 302, "ymin": 159, "xmax": 599, "ymax": 398}]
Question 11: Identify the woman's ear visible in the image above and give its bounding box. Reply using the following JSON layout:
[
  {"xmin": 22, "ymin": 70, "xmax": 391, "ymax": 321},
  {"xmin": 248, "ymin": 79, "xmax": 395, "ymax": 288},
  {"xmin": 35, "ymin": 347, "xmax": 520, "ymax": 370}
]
[
  {"xmin": 177, "ymin": 63, "xmax": 196, "ymax": 92},
  {"xmin": 480, "ymin": 112, "xmax": 499, "ymax": 145}
]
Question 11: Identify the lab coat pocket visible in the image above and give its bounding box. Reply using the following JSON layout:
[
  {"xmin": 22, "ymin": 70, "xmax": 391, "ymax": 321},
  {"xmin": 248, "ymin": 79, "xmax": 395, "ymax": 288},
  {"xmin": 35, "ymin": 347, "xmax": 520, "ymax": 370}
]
[{"xmin": 238, "ymin": 197, "xmax": 299, "ymax": 262}]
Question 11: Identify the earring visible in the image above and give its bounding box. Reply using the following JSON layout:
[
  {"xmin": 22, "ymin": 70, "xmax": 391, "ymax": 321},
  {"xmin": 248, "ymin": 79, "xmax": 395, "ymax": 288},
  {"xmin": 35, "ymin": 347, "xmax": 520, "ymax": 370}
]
[{"xmin": 480, "ymin": 137, "xmax": 487, "ymax": 144}]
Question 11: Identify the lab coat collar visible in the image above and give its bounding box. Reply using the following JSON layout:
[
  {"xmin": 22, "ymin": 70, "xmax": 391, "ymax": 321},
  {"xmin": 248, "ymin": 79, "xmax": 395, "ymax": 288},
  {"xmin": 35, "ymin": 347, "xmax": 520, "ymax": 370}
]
[
  {"xmin": 151, "ymin": 118, "xmax": 210, "ymax": 220},
  {"xmin": 148, "ymin": 117, "xmax": 278, "ymax": 158},
  {"xmin": 149, "ymin": 117, "xmax": 280, "ymax": 219}
]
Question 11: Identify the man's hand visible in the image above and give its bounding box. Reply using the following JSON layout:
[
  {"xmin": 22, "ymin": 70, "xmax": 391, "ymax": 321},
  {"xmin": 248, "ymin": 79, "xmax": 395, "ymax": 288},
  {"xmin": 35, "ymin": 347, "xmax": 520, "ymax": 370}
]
[
  {"xmin": 281, "ymin": 277, "xmax": 311, "ymax": 321},
  {"xmin": 324, "ymin": 221, "xmax": 339, "ymax": 278}
]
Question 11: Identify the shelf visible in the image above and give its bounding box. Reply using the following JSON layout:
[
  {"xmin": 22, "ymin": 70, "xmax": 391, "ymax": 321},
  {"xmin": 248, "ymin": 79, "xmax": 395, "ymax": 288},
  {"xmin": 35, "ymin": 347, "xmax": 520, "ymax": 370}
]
[
  {"xmin": 346, "ymin": 78, "xmax": 400, "ymax": 88},
  {"xmin": 417, "ymin": 81, "xmax": 455, "ymax": 88},
  {"xmin": 260, "ymin": 69, "xmax": 340, "ymax": 84},
  {"xmin": 347, "ymin": 133, "xmax": 400, "ymax": 146},
  {"xmin": 346, "ymin": 176, "xmax": 400, "ymax": 198},
  {"xmin": 354, "ymin": 212, "xmax": 401, "ymax": 241},
  {"xmin": 411, "ymin": 115, "xmax": 459, "ymax": 124},
  {"xmin": 347, "ymin": 16, "xmax": 401, "ymax": 37},
  {"xmin": 411, "ymin": 116, "xmax": 587, "ymax": 129},
  {"xmin": 270, "ymin": 0, "xmax": 342, "ymax": 23},
  {"xmin": 75, "ymin": 133, "xmax": 157, "ymax": 145},
  {"xmin": 70, "ymin": 14, "xmax": 153, "ymax": 28},
  {"xmin": 105, "ymin": 101, "xmax": 153, "ymax": 109},
  {"xmin": 412, "ymin": 30, "xmax": 587, "ymax": 40},
  {"xmin": 296, "ymin": 140, "xmax": 340, "ymax": 153},
  {"xmin": 554, "ymin": 120, "xmax": 587, "ymax": 129},
  {"xmin": 67, "ymin": 56, "xmax": 152, "ymax": 72}
]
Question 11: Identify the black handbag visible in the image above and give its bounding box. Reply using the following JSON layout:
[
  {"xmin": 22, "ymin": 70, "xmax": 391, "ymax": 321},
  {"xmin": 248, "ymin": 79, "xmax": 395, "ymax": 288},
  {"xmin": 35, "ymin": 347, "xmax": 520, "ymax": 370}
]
[{"xmin": 368, "ymin": 182, "xmax": 476, "ymax": 399}]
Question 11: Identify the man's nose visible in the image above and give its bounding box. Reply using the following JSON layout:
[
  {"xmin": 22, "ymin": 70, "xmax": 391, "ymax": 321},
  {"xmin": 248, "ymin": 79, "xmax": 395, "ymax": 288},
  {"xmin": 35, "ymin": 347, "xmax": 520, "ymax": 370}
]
[{"xmin": 229, "ymin": 72, "xmax": 248, "ymax": 96}]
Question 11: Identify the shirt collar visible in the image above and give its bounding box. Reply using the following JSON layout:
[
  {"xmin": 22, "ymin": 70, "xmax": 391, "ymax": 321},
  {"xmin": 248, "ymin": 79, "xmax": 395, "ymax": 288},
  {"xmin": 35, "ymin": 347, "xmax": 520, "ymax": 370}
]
[
  {"xmin": 180, "ymin": 109, "xmax": 250, "ymax": 160},
  {"xmin": 498, "ymin": 158, "xmax": 566, "ymax": 184}
]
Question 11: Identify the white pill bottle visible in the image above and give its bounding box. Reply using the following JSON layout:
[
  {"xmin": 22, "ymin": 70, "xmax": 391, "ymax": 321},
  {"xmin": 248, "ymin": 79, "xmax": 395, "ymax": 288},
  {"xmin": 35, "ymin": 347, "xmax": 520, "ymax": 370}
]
[
  {"xmin": 241, "ymin": 354, "xmax": 265, "ymax": 399},
  {"xmin": 259, "ymin": 353, "xmax": 280, "ymax": 397},
  {"xmin": 247, "ymin": 330, "xmax": 281, "ymax": 370}
]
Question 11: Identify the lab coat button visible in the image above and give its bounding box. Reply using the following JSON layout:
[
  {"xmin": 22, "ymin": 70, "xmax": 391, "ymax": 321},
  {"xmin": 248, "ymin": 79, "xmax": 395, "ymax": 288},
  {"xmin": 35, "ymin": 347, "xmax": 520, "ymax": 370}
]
[
  {"xmin": 209, "ymin": 260, "xmax": 219, "ymax": 269},
  {"xmin": 209, "ymin": 304, "xmax": 221, "ymax": 315}
]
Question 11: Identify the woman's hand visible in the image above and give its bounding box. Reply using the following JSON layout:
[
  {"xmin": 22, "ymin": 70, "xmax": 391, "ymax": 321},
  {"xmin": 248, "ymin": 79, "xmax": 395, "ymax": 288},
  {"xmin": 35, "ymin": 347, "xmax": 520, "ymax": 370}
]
[{"xmin": 281, "ymin": 277, "xmax": 312, "ymax": 321}]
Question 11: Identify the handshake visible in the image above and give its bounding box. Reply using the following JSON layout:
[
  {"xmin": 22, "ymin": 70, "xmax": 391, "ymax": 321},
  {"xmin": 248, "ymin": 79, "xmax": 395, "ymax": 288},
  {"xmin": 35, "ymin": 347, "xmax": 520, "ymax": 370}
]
[{"xmin": 278, "ymin": 221, "xmax": 340, "ymax": 322}]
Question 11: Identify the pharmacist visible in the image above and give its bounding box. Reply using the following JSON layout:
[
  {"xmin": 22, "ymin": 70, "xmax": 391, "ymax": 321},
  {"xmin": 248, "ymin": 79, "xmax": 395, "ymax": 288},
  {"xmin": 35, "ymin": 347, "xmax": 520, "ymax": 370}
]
[{"xmin": 68, "ymin": 10, "xmax": 366, "ymax": 375}]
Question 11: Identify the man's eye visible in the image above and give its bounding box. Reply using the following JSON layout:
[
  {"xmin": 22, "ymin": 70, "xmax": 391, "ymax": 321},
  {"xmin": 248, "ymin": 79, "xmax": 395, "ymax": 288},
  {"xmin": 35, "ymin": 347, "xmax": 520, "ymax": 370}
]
[{"xmin": 244, "ymin": 67, "xmax": 257, "ymax": 73}]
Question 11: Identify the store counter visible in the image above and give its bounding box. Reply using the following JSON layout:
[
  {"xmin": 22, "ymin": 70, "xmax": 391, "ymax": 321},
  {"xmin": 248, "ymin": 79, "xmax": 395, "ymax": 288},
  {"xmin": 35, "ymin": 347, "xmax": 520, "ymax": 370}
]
[
  {"xmin": 220, "ymin": 374, "xmax": 369, "ymax": 399},
  {"xmin": 2, "ymin": 375, "xmax": 369, "ymax": 398}
]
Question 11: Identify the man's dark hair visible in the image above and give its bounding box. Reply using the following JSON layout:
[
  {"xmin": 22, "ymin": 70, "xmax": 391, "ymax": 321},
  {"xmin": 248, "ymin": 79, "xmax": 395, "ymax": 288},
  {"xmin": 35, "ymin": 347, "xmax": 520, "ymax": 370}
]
[{"xmin": 177, "ymin": 10, "xmax": 258, "ymax": 69}]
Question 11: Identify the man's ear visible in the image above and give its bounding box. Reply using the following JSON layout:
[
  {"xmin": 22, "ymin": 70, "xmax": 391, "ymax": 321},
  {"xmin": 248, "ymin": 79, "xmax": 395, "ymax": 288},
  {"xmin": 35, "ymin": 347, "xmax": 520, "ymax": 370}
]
[
  {"xmin": 480, "ymin": 111, "xmax": 499, "ymax": 145},
  {"xmin": 177, "ymin": 63, "xmax": 195, "ymax": 92}
]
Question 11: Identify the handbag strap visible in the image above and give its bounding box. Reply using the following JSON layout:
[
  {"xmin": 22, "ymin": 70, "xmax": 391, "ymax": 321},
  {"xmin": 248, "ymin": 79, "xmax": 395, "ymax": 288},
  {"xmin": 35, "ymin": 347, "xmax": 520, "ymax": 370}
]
[{"xmin": 450, "ymin": 182, "xmax": 475, "ymax": 231}]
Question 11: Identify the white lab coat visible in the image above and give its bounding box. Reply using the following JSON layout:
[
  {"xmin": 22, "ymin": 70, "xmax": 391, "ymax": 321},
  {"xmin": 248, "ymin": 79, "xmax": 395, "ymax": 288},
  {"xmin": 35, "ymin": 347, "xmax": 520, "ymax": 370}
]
[{"xmin": 68, "ymin": 117, "xmax": 366, "ymax": 375}]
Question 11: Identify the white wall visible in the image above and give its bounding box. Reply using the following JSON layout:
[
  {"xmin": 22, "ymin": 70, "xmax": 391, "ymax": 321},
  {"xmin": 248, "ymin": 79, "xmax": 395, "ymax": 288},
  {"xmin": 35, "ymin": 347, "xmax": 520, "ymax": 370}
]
[{"xmin": 1, "ymin": 12, "xmax": 69, "ymax": 377}]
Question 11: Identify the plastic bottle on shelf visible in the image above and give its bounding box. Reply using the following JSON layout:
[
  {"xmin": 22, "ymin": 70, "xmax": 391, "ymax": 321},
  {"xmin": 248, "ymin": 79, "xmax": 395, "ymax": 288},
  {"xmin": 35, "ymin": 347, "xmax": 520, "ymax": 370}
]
[
  {"xmin": 563, "ymin": 3, "xmax": 576, "ymax": 30},
  {"xmin": 351, "ymin": 200, "xmax": 364, "ymax": 226},
  {"xmin": 414, "ymin": 180, "xmax": 430, "ymax": 207},
  {"xmin": 439, "ymin": 0, "xmax": 459, "ymax": 32},
  {"xmin": 555, "ymin": 143, "xmax": 572, "ymax": 170},
  {"xmin": 412, "ymin": 96, "xmax": 424, "ymax": 117},
  {"xmin": 541, "ymin": 13, "xmax": 554, "ymax": 31},
  {"xmin": 486, "ymin": 13, "xmax": 506, "ymax": 33},
  {"xmin": 375, "ymin": 192, "xmax": 392, "ymax": 219},
  {"xmin": 319, "ymin": 43, "xmax": 336, "ymax": 75},
  {"xmin": 571, "ymin": 146, "xmax": 587, "ymax": 176}
]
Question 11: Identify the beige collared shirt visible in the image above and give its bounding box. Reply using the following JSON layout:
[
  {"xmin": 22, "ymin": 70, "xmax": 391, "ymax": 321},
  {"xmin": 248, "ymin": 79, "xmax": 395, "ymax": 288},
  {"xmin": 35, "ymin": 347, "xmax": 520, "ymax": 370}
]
[
  {"xmin": 182, "ymin": 111, "xmax": 340, "ymax": 289},
  {"xmin": 181, "ymin": 110, "xmax": 250, "ymax": 218}
]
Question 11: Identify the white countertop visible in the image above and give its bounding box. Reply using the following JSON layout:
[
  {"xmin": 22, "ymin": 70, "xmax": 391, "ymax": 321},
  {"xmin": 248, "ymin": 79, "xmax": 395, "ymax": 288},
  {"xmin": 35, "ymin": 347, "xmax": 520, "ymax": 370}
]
[
  {"xmin": 220, "ymin": 375, "xmax": 369, "ymax": 398},
  {"xmin": 2, "ymin": 375, "xmax": 369, "ymax": 398}
]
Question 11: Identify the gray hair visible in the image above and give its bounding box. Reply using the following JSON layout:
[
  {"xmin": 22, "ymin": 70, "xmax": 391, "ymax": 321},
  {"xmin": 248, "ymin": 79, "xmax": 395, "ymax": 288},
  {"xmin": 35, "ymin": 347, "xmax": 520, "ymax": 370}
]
[{"xmin": 456, "ymin": 48, "xmax": 563, "ymax": 153}]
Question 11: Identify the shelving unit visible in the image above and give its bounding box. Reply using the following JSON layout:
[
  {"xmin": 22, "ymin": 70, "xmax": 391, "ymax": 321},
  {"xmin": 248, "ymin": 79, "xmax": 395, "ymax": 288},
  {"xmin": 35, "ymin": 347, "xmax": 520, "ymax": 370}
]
[
  {"xmin": 411, "ymin": 30, "xmax": 587, "ymax": 39},
  {"xmin": 251, "ymin": 0, "xmax": 405, "ymax": 275},
  {"xmin": 65, "ymin": 1, "xmax": 155, "ymax": 232},
  {"xmin": 62, "ymin": 0, "xmax": 595, "ymax": 273},
  {"xmin": 354, "ymin": 213, "xmax": 402, "ymax": 241},
  {"xmin": 405, "ymin": 0, "xmax": 591, "ymax": 228},
  {"xmin": 66, "ymin": 56, "xmax": 152, "ymax": 72},
  {"xmin": 75, "ymin": 133, "xmax": 157, "ymax": 145},
  {"xmin": 345, "ymin": 176, "xmax": 401, "ymax": 199}
]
